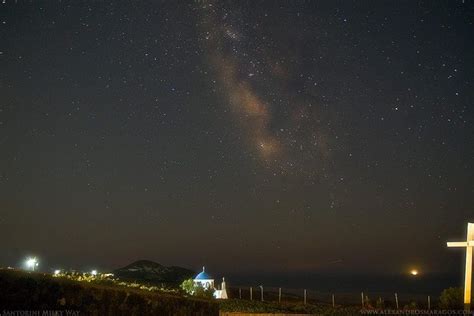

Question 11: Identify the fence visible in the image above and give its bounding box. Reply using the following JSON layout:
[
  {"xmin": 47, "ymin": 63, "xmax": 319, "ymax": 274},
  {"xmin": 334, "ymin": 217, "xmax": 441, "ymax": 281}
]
[{"xmin": 229, "ymin": 286, "xmax": 435, "ymax": 309}]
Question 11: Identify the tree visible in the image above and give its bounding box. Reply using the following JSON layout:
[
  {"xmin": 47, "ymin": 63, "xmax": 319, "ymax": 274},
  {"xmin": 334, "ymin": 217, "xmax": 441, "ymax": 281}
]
[
  {"xmin": 180, "ymin": 278, "xmax": 214, "ymax": 299},
  {"xmin": 180, "ymin": 278, "xmax": 195, "ymax": 295},
  {"xmin": 439, "ymin": 287, "xmax": 463, "ymax": 309},
  {"xmin": 194, "ymin": 283, "xmax": 215, "ymax": 299}
]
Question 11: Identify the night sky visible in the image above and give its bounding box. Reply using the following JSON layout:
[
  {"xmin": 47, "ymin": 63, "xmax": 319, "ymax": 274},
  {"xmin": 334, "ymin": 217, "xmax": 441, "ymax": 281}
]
[{"xmin": 1, "ymin": 0, "xmax": 473, "ymax": 285}]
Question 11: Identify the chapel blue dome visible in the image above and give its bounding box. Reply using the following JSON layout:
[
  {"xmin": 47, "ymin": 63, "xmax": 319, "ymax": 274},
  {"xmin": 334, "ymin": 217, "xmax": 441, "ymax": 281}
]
[{"xmin": 194, "ymin": 267, "xmax": 212, "ymax": 280}]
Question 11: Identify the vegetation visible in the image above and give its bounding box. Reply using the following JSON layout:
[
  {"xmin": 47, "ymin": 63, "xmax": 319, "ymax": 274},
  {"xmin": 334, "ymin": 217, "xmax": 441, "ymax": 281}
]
[
  {"xmin": 439, "ymin": 287, "xmax": 464, "ymax": 309},
  {"xmin": 2, "ymin": 268, "xmax": 470, "ymax": 316},
  {"xmin": 112, "ymin": 260, "xmax": 195, "ymax": 285},
  {"xmin": 180, "ymin": 278, "xmax": 215, "ymax": 299},
  {"xmin": 403, "ymin": 301, "xmax": 418, "ymax": 309},
  {"xmin": 180, "ymin": 278, "xmax": 195, "ymax": 294},
  {"xmin": 219, "ymin": 299, "xmax": 360, "ymax": 315},
  {"xmin": 53, "ymin": 270, "xmax": 179, "ymax": 294},
  {"xmin": 0, "ymin": 269, "xmax": 218, "ymax": 316}
]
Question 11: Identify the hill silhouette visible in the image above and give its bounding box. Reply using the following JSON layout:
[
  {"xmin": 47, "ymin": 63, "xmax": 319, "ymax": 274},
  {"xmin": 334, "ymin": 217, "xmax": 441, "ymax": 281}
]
[{"xmin": 113, "ymin": 260, "xmax": 195, "ymax": 285}]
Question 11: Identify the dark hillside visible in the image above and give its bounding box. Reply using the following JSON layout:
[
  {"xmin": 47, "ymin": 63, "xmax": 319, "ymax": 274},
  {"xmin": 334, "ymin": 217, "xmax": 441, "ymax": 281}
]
[
  {"xmin": 0, "ymin": 269, "xmax": 217, "ymax": 316},
  {"xmin": 113, "ymin": 260, "xmax": 195, "ymax": 285}
]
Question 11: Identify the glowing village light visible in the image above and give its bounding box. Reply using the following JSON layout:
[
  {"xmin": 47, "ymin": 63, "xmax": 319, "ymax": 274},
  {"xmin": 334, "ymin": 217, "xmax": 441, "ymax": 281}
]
[
  {"xmin": 410, "ymin": 269, "xmax": 419, "ymax": 276},
  {"xmin": 54, "ymin": 269, "xmax": 61, "ymax": 276},
  {"xmin": 25, "ymin": 257, "xmax": 39, "ymax": 271},
  {"xmin": 91, "ymin": 270, "xmax": 98, "ymax": 276}
]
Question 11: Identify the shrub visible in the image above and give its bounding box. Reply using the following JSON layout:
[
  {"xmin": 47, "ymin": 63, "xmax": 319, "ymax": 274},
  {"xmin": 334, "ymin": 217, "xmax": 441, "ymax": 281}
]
[
  {"xmin": 180, "ymin": 278, "xmax": 195, "ymax": 295},
  {"xmin": 403, "ymin": 301, "xmax": 417, "ymax": 309},
  {"xmin": 439, "ymin": 287, "xmax": 463, "ymax": 309},
  {"xmin": 180, "ymin": 278, "xmax": 214, "ymax": 299},
  {"xmin": 375, "ymin": 297, "xmax": 384, "ymax": 309}
]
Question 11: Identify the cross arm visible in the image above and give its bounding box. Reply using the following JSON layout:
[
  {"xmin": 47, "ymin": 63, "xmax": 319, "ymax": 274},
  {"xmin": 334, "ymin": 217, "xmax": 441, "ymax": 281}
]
[{"xmin": 447, "ymin": 241, "xmax": 474, "ymax": 247}]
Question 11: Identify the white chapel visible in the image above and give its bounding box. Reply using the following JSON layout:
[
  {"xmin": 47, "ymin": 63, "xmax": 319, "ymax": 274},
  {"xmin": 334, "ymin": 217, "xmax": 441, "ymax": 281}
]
[{"xmin": 193, "ymin": 266, "xmax": 228, "ymax": 299}]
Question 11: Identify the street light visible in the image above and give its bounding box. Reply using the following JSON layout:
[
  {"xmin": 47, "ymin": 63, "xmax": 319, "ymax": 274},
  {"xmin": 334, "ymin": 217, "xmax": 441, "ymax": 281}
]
[
  {"xmin": 259, "ymin": 285, "xmax": 264, "ymax": 302},
  {"xmin": 25, "ymin": 257, "xmax": 39, "ymax": 271}
]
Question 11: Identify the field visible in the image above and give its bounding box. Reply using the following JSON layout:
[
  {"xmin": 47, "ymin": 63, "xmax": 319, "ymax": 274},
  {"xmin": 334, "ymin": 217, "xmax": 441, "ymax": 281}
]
[
  {"xmin": 0, "ymin": 269, "xmax": 218, "ymax": 316},
  {"xmin": 0, "ymin": 269, "xmax": 368, "ymax": 315},
  {"xmin": 0, "ymin": 269, "xmax": 464, "ymax": 315},
  {"xmin": 219, "ymin": 299, "xmax": 360, "ymax": 315}
]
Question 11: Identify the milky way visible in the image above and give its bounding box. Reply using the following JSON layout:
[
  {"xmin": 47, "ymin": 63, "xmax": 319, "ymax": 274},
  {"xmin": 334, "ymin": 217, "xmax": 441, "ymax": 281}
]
[{"xmin": 198, "ymin": 2, "xmax": 331, "ymax": 174}]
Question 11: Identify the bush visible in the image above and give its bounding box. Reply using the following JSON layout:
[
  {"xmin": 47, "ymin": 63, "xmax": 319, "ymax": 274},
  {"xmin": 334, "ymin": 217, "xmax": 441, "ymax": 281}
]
[
  {"xmin": 180, "ymin": 278, "xmax": 214, "ymax": 299},
  {"xmin": 403, "ymin": 301, "xmax": 417, "ymax": 309},
  {"xmin": 375, "ymin": 297, "xmax": 384, "ymax": 309},
  {"xmin": 439, "ymin": 287, "xmax": 463, "ymax": 309},
  {"xmin": 180, "ymin": 278, "xmax": 195, "ymax": 295}
]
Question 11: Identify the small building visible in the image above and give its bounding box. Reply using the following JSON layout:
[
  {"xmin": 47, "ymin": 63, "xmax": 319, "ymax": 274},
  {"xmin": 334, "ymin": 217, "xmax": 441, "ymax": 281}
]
[
  {"xmin": 214, "ymin": 277, "xmax": 228, "ymax": 299},
  {"xmin": 193, "ymin": 266, "xmax": 228, "ymax": 299},
  {"xmin": 194, "ymin": 266, "xmax": 214, "ymax": 289}
]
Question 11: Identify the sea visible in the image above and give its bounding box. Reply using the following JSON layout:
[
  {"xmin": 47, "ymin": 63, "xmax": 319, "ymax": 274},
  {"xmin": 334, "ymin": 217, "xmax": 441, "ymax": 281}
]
[{"xmin": 227, "ymin": 273, "xmax": 461, "ymax": 304}]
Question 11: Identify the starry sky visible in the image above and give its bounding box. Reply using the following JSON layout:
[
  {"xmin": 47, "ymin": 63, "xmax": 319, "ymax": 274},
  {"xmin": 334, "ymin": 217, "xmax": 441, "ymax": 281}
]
[{"xmin": 1, "ymin": 0, "xmax": 473, "ymax": 284}]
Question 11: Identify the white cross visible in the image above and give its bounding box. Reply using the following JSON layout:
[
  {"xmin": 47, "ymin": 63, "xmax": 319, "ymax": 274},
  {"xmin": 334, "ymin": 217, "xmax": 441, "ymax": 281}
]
[{"xmin": 447, "ymin": 222, "xmax": 474, "ymax": 309}]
